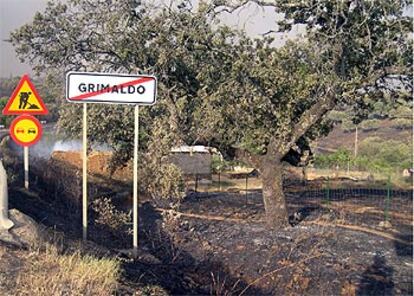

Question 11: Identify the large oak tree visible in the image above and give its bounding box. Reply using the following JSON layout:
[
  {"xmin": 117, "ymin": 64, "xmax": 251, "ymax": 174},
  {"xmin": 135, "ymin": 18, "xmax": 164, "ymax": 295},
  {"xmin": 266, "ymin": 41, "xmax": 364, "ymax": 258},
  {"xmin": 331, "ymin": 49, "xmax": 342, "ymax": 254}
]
[
  {"xmin": 10, "ymin": 0, "xmax": 412, "ymax": 228},
  {"xmin": 195, "ymin": 0, "xmax": 412, "ymax": 227}
]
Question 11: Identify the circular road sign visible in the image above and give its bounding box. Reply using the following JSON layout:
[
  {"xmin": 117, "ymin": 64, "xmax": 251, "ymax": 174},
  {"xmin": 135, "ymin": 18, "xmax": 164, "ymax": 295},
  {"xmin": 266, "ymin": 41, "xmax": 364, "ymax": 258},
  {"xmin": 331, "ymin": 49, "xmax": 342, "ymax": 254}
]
[{"xmin": 9, "ymin": 114, "xmax": 43, "ymax": 147}]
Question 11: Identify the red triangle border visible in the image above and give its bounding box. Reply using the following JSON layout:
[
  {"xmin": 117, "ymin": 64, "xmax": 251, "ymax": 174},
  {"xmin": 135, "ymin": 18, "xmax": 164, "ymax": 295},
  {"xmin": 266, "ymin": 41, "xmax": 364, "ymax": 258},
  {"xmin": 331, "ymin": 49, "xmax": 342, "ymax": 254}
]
[{"xmin": 2, "ymin": 74, "xmax": 49, "ymax": 115}]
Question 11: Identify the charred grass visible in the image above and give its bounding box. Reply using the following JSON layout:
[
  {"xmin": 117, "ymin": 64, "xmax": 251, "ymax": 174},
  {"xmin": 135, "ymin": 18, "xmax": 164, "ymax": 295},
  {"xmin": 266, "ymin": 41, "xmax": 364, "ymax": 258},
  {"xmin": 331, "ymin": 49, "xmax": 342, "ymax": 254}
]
[{"xmin": 2, "ymin": 153, "xmax": 413, "ymax": 295}]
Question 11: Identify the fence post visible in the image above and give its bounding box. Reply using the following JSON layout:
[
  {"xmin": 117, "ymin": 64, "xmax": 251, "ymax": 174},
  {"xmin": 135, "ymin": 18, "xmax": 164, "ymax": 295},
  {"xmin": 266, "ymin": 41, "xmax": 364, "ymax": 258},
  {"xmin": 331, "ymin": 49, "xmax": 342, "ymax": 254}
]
[
  {"xmin": 218, "ymin": 170, "xmax": 221, "ymax": 192},
  {"xmin": 325, "ymin": 177, "xmax": 330, "ymax": 205},
  {"xmin": 384, "ymin": 175, "xmax": 391, "ymax": 222},
  {"xmin": 245, "ymin": 174, "xmax": 248, "ymax": 205}
]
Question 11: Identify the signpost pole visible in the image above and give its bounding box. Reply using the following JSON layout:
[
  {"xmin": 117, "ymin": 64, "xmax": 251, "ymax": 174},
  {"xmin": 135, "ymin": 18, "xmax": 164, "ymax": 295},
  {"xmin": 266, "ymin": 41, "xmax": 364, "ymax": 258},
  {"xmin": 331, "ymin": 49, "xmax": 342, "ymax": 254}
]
[
  {"xmin": 133, "ymin": 105, "xmax": 139, "ymax": 256},
  {"xmin": 82, "ymin": 103, "xmax": 88, "ymax": 241},
  {"xmin": 24, "ymin": 147, "xmax": 29, "ymax": 190}
]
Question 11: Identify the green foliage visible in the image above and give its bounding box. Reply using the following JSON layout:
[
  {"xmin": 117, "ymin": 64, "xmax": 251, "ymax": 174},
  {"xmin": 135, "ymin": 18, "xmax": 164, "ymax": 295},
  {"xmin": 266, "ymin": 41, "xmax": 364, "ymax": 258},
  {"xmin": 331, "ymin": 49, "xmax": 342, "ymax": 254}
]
[
  {"xmin": 357, "ymin": 137, "xmax": 412, "ymax": 173},
  {"xmin": 12, "ymin": 0, "xmax": 243, "ymax": 166},
  {"xmin": 359, "ymin": 119, "xmax": 381, "ymax": 131},
  {"xmin": 35, "ymin": 73, "xmax": 64, "ymax": 122},
  {"xmin": 315, "ymin": 137, "xmax": 413, "ymax": 174},
  {"xmin": 139, "ymin": 119, "xmax": 185, "ymax": 202},
  {"xmin": 0, "ymin": 97, "xmax": 12, "ymax": 126},
  {"xmin": 0, "ymin": 77, "xmax": 19, "ymax": 98},
  {"xmin": 341, "ymin": 119, "xmax": 356, "ymax": 133},
  {"xmin": 92, "ymin": 197, "xmax": 131, "ymax": 237},
  {"xmin": 8, "ymin": 0, "xmax": 413, "ymax": 219},
  {"xmin": 210, "ymin": 154, "xmax": 243, "ymax": 173},
  {"xmin": 390, "ymin": 118, "xmax": 412, "ymax": 130},
  {"xmin": 142, "ymin": 162, "xmax": 185, "ymax": 202},
  {"xmin": 327, "ymin": 110, "xmax": 349, "ymax": 124},
  {"xmin": 211, "ymin": 154, "xmax": 225, "ymax": 174},
  {"xmin": 314, "ymin": 148, "xmax": 352, "ymax": 170},
  {"xmin": 10, "ymin": 0, "xmax": 412, "ymax": 167}
]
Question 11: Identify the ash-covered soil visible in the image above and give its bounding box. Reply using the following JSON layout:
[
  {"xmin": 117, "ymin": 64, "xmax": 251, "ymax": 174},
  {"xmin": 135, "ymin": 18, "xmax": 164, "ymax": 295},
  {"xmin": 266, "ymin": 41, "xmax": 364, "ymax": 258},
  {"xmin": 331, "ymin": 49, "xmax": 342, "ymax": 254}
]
[
  {"xmin": 4, "ymin": 157, "xmax": 413, "ymax": 295},
  {"xmin": 144, "ymin": 190, "xmax": 412, "ymax": 295}
]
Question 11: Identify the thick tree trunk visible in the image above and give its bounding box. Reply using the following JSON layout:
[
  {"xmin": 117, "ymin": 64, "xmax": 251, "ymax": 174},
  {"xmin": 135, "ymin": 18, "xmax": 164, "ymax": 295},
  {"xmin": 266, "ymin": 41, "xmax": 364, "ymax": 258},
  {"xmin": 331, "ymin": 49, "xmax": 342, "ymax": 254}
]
[{"xmin": 260, "ymin": 158, "xmax": 289, "ymax": 229}]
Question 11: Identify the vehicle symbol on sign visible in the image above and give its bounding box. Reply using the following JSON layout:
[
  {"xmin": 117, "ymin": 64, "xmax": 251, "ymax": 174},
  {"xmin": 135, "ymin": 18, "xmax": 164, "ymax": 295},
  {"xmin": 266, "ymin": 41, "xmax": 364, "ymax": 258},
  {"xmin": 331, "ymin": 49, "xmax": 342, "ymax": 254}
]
[
  {"xmin": 16, "ymin": 128, "xmax": 25, "ymax": 134},
  {"xmin": 28, "ymin": 128, "xmax": 36, "ymax": 134}
]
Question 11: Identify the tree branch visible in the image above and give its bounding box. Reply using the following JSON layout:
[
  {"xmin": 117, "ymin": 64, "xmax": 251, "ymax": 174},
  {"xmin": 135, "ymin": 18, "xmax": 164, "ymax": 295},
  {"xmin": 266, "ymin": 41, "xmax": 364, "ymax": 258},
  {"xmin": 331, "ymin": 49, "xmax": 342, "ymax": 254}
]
[
  {"xmin": 266, "ymin": 85, "xmax": 337, "ymax": 158},
  {"xmin": 284, "ymin": 87, "xmax": 337, "ymax": 155},
  {"xmin": 235, "ymin": 148, "xmax": 263, "ymax": 168}
]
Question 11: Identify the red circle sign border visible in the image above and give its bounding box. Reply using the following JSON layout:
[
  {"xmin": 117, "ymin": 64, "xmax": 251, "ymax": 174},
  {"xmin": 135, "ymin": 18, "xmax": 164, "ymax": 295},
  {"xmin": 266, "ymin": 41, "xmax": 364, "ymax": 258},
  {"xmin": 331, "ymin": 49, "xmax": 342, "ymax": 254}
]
[{"xmin": 9, "ymin": 114, "xmax": 43, "ymax": 147}]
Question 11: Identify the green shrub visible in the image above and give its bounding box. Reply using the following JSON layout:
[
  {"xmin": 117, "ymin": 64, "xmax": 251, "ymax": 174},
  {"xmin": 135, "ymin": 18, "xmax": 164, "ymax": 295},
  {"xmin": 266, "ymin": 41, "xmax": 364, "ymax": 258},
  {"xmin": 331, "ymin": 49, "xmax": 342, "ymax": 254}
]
[
  {"xmin": 137, "ymin": 118, "xmax": 186, "ymax": 203},
  {"xmin": 357, "ymin": 137, "xmax": 412, "ymax": 173},
  {"xmin": 389, "ymin": 105, "xmax": 412, "ymax": 119},
  {"xmin": 314, "ymin": 148, "xmax": 352, "ymax": 170},
  {"xmin": 327, "ymin": 110, "xmax": 349, "ymax": 123},
  {"xmin": 341, "ymin": 120, "xmax": 356, "ymax": 133},
  {"xmin": 92, "ymin": 197, "xmax": 131, "ymax": 236},
  {"xmin": 144, "ymin": 162, "xmax": 185, "ymax": 202},
  {"xmin": 315, "ymin": 137, "xmax": 412, "ymax": 175},
  {"xmin": 359, "ymin": 119, "xmax": 381, "ymax": 131},
  {"xmin": 390, "ymin": 118, "xmax": 412, "ymax": 130},
  {"xmin": 211, "ymin": 154, "xmax": 225, "ymax": 173},
  {"xmin": 0, "ymin": 97, "xmax": 13, "ymax": 127}
]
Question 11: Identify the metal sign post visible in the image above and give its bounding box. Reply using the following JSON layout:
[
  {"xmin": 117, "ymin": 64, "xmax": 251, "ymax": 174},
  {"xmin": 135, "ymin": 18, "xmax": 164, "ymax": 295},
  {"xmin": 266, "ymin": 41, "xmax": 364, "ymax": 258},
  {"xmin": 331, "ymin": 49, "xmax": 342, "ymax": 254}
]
[
  {"xmin": 133, "ymin": 105, "xmax": 139, "ymax": 256},
  {"xmin": 24, "ymin": 147, "xmax": 29, "ymax": 190},
  {"xmin": 82, "ymin": 103, "xmax": 88, "ymax": 241},
  {"xmin": 8, "ymin": 114, "xmax": 43, "ymax": 190}
]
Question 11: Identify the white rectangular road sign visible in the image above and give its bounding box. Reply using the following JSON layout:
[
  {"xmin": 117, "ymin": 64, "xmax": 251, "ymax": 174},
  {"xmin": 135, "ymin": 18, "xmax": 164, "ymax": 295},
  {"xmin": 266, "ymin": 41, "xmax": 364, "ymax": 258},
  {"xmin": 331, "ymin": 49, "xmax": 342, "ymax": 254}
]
[{"xmin": 66, "ymin": 71, "xmax": 157, "ymax": 105}]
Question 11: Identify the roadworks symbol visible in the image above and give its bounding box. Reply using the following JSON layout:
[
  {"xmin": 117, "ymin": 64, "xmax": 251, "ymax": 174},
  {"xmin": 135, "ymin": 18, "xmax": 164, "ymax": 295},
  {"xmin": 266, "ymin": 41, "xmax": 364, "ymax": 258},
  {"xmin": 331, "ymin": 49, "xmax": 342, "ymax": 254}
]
[{"xmin": 2, "ymin": 74, "xmax": 48, "ymax": 115}]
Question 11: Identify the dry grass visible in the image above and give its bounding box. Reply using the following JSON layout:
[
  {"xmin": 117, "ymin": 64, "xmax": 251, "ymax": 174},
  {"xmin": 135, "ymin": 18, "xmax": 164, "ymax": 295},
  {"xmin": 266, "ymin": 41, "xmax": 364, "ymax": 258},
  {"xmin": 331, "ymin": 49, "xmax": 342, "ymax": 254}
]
[
  {"xmin": 188, "ymin": 176, "xmax": 262, "ymax": 192},
  {"xmin": 12, "ymin": 243, "xmax": 120, "ymax": 296},
  {"xmin": 306, "ymin": 168, "xmax": 372, "ymax": 181}
]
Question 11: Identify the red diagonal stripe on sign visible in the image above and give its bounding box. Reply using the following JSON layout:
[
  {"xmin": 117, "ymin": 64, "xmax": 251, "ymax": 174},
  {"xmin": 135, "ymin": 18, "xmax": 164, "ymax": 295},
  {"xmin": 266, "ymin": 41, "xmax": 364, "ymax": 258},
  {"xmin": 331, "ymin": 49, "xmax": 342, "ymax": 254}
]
[{"xmin": 69, "ymin": 77, "xmax": 154, "ymax": 101}]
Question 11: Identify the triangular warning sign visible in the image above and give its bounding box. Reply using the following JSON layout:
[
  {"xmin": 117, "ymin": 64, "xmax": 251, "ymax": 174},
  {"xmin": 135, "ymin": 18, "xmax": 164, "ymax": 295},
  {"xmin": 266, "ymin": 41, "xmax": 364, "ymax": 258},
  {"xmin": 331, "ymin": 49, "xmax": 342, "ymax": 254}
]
[{"xmin": 2, "ymin": 74, "xmax": 48, "ymax": 115}]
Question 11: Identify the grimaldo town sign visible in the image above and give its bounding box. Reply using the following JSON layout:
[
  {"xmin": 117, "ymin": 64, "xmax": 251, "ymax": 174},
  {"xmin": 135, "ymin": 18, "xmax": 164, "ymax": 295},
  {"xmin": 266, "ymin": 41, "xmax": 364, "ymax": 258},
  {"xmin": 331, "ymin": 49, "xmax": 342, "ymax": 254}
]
[
  {"xmin": 66, "ymin": 72, "xmax": 157, "ymax": 104},
  {"xmin": 66, "ymin": 71, "xmax": 157, "ymax": 257}
]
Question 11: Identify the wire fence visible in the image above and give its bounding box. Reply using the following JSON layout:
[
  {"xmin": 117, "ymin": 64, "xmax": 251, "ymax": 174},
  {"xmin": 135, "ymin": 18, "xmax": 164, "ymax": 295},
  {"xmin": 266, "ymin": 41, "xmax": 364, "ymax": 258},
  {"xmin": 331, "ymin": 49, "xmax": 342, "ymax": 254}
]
[
  {"xmin": 284, "ymin": 177, "xmax": 413, "ymax": 230},
  {"xmin": 185, "ymin": 169, "xmax": 413, "ymax": 231}
]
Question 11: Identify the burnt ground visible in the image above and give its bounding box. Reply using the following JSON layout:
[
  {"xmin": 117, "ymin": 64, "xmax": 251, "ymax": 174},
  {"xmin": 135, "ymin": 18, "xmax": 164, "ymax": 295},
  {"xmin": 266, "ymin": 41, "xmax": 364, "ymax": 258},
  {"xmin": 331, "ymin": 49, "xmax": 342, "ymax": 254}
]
[
  {"xmin": 166, "ymin": 189, "xmax": 413, "ymax": 295},
  {"xmin": 2, "ymin": 153, "xmax": 413, "ymax": 295},
  {"xmin": 7, "ymin": 184, "xmax": 413, "ymax": 295}
]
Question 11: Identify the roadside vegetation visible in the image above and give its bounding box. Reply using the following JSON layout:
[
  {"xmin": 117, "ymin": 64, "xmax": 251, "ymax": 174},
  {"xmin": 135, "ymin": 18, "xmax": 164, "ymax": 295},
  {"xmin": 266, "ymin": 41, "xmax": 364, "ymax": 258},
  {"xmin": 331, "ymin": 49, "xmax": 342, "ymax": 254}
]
[
  {"xmin": 0, "ymin": 242, "xmax": 120, "ymax": 296},
  {"xmin": 314, "ymin": 138, "xmax": 412, "ymax": 174}
]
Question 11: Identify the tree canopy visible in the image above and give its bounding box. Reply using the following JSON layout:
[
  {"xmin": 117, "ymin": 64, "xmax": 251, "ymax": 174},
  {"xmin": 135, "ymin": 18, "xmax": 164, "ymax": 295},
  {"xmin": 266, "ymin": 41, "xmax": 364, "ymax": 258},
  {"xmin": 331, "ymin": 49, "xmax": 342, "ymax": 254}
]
[{"xmin": 10, "ymin": 0, "xmax": 412, "ymax": 227}]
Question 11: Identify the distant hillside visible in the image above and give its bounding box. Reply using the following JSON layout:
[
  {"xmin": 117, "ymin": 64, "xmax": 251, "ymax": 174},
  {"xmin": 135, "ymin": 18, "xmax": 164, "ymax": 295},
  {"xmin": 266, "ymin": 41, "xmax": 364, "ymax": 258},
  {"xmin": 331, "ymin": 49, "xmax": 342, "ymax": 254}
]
[{"xmin": 315, "ymin": 119, "xmax": 412, "ymax": 154}]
